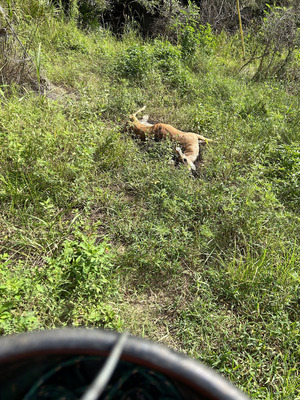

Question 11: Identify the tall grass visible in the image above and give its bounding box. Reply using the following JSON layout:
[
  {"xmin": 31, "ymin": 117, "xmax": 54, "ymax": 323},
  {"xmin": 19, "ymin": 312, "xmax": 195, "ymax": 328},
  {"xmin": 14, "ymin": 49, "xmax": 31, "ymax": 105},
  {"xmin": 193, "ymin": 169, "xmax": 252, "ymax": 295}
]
[{"xmin": 0, "ymin": 4, "xmax": 299, "ymax": 399}]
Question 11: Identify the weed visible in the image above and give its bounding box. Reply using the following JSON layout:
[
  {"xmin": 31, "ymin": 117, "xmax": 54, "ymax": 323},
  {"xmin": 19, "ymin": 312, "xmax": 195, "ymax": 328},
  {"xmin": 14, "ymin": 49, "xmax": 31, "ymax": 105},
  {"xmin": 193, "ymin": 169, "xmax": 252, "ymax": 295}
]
[
  {"xmin": 152, "ymin": 40, "xmax": 190, "ymax": 91},
  {"xmin": 0, "ymin": 232, "xmax": 121, "ymax": 334}
]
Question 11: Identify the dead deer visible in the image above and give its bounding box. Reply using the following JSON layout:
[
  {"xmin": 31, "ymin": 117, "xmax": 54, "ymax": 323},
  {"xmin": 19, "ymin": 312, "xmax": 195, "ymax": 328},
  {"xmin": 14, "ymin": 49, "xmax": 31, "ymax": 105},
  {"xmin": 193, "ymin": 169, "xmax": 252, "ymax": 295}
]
[{"xmin": 128, "ymin": 106, "xmax": 213, "ymax": 171}]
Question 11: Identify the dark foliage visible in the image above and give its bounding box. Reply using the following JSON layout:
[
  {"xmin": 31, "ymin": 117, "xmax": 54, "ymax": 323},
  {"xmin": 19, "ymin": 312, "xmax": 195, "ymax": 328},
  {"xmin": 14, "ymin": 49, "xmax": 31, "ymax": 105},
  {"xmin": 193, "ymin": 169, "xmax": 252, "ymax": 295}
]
[{"xmin": 50, "ymin": 1, "xmax": 300, "ymax": 38}]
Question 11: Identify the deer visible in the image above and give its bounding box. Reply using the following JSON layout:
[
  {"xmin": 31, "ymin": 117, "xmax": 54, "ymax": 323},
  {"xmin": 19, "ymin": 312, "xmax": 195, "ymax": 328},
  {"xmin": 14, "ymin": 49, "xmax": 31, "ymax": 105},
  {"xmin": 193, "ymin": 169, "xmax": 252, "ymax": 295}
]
[{"xmin": 128, "ymin": 106, "xmax": 213, "ymax": 171}]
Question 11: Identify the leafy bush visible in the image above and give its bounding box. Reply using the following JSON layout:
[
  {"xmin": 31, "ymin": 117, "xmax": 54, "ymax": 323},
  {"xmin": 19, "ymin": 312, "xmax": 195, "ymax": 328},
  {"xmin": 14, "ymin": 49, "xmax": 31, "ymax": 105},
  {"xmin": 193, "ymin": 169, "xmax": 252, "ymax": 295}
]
[
  {"xmin": 179, "ymin": 24, "xmax": 198, "ymax": 59},
  {"xmin": 197, "ymin": 24, "xmax": 216, "ymax": 52},
  {"xmin": 176, "ymin": 22, "xmax": 216, "ymax": 60},
  {"xmin": 151, "ymin": 39, "xmax": 190, "ymax": 90},
  {"xmin": 116, "ymin": 44, "xmax": 151, "ymax": 79},
  {"xmin": 115, "ymin": 40, "xmax": 190, "ymax": 91},
  {"xmin": 152, "ymin": 39, "xmax": 181, "ymax": 64}
]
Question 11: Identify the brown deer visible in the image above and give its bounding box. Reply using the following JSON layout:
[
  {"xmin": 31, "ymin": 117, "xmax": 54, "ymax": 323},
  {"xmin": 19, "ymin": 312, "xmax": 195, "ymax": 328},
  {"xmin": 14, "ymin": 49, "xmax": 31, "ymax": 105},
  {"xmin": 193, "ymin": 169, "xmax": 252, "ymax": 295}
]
[{"xmin": 128, "ymin": 106, "xmax": 213, "ymax": 171}]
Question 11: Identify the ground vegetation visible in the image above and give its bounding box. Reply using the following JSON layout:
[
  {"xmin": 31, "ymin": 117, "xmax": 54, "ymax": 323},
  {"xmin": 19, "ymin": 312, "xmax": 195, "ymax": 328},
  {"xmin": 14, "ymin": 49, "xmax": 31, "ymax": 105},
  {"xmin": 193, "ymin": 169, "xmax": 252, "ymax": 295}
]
[{"xmin": 0, "ymin": 1, "xmax": 299, "ymax": 398}]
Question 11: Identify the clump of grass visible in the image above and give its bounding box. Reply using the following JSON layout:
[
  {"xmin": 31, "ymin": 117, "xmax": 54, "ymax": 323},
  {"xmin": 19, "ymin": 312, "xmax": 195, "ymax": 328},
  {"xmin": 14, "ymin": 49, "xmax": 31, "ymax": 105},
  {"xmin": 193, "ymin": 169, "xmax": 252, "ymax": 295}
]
[{"xmin": 264, "ymin": 143, "xmax": 300, "ymax": 211}]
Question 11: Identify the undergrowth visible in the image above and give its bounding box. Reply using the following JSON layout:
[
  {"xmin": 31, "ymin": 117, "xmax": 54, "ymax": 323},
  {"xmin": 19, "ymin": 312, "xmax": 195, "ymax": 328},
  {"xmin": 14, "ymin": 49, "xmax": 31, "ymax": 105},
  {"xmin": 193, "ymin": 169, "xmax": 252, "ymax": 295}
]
[{"xmin": 0, "ymin": 3, "xmax": 299, "ymax": 399}]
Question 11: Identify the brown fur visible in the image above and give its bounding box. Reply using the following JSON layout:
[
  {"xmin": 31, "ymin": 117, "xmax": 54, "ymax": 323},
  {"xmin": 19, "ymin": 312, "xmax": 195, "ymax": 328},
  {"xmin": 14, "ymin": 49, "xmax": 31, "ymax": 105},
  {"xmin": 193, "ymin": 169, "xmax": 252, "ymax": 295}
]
[{"xmin": 128, "ymin": 107, "xmax": 213, "ymax": 170}]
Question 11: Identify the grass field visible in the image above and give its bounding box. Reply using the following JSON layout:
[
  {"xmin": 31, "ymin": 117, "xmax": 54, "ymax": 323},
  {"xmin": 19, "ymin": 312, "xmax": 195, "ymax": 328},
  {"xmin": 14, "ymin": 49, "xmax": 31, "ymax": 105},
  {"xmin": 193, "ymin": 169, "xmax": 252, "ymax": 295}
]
[{"xmin": 0, "ymin": 4, "xmax": 299, "ymax": 399}]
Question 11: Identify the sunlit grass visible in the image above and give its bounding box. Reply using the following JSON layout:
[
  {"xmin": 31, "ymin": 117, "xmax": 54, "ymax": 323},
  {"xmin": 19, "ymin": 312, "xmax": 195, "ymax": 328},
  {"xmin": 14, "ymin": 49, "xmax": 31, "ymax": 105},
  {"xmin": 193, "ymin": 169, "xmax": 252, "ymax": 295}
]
[{"xmin": 0, "ymin": 8, "xmax": 299, "ymax": 399}]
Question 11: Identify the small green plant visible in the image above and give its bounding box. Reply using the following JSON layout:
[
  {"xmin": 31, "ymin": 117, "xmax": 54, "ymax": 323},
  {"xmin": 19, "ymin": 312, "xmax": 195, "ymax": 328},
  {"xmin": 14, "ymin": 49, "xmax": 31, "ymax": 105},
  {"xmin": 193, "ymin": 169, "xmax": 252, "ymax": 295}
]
[
  {"xmin": 152, "ymin": 39, "xmax": 181, "ymax": 67},
  {"xmin": 0, "ymin": 232, "xmax": 121, "ymax": 334},
  {"xmin": 45, "ymin": 231, "xmax": 116, "ymax": 298},
  {"xmin": 115, "ymin": 40, "xmax": 190, "ymax": 92}
]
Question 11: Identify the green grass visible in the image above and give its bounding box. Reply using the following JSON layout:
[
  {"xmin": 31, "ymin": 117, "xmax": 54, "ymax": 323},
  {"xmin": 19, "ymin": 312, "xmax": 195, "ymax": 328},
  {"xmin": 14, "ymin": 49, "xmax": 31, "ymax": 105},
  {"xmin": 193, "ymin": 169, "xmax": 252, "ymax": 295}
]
[{"xmin": 0, "ymin": 7, "xmax": 300, "ymax": 399}]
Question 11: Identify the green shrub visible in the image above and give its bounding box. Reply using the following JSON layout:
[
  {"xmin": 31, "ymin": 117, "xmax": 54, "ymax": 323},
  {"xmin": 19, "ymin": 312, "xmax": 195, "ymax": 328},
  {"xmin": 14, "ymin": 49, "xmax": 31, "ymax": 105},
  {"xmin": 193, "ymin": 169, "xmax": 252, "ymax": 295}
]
[
  {"xmin": 178, "ymin": 23, "xmax": 216, "ymax": 60},
  {"xmin": 178, "ymin": 24, "xmax": 198, "ymax": 60},
  {"xmin": 152, "ymin": 40, "xmax": 190, "ymax": 91},
  {"xmin": 152, "ymin": 39, "xmax": 181, "ymax": 66},
  {"xmin": 116, "ymin": 44, "xmax": 151, "ymax": 79},
  {"xmin": 197, "ymin": 24, "xmax": 216, "ymax": 52},
  {"xmin": 115, "ymin": 40, "xmax": 190, "ymax": 92},
  {"xmin": 42, "ymin": 231, "xmax": 120, "ymax": 327}
]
